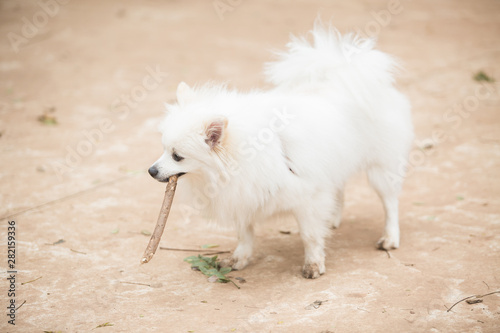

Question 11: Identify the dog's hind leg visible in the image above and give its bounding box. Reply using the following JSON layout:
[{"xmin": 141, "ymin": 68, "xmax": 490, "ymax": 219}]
[
  {"xmin": 367, "ymin": 165, "xmax": 402, "ymax": 250},
  {"xmin": 329, "ymin": 188, "xmax": 344, "ymax": 229},
  {"xmin": 293, "ymin": 194, "xmax": 333, "ymax": 279},
  {"xmin": 220, "ymin": 222, "xmax": 254, "ymax": 271}
]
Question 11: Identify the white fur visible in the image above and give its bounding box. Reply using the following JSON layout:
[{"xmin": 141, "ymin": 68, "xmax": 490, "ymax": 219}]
[{"xmin": 150, "ymin": 22, "xmax": 413, "ymax": 278}]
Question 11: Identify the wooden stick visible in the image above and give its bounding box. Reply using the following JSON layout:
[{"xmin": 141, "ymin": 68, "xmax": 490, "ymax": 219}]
[
  {"xmin": 141, "ymin": 175, "xmax": 178, "ymax": 264},
  {"xmin": 160, "ymin": 247, "xmax": 230, "ymax": 255}
]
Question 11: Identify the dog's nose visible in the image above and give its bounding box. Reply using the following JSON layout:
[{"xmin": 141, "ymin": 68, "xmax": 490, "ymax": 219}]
[{"xmin": 148, "ymin": 166, "xmax": 158, "ymax": 178}]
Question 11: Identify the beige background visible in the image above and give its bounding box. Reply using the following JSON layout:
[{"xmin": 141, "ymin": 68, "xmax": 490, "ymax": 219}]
[{"xmin": 1, "ymin": 0, "xmax": 499, "ymax": 332}]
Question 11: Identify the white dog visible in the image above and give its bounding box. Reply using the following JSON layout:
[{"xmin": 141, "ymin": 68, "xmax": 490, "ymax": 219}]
[{"xmin": 148, "ymin": 22, "xmax": 413, "ymax": 278}]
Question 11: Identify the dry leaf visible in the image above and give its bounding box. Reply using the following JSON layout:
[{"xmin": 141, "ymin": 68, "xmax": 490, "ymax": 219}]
[{"xmin": 305, "ymin": 300, "xmax": 328, "ymax": 310}]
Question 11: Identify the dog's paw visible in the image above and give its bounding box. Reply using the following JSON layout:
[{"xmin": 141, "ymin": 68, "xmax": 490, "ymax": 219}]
[
  {"xmin": 302, "ymin": 263, "xmax": 324, "ymax": 279},
  {"xmin": 219, "ymin": 257, "xmax": 237, "ymax": 269},
  {"xmin": 377, "ymin": 234, "xmax": 399, "ymax": 250},
  {"xmin": 219, "ymin": 256, "xmax": 249, "ymax": 271}
]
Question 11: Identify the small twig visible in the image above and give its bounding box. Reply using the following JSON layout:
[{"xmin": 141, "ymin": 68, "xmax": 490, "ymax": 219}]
[
  {"xmin": 119, "ymin": 281, "xmax": 151, "ymax": 287},
  {"xmin": 477, "ymin": 290, "xmax": 500, "ymax": 298},
  {"xmin": 447, "ymin": 290, "xmax": 500, "ymax": 312},
  {"xmin": 384, "ymin": 249, "xmax": 391, "ymax": 258},
  {"xmin": 160, "ymin": 247, "xmax": 230, "ymax": 254},
  {"xmin": 70, "ymin": 249, "xmax": 87, "ymax": 255},
  {"xmin": 93, "ymin": 322, "xmax": 114, "ymax": 330},
  {"xmin": 446, "ymin": 296, "xmax": 478, "ymax": 312},
  {"xmin": 21, "ymin": 276, "xmax": 42, "ymax": 285},
  {"xmin": 16, "ymin": 300, "xmax": 26, "ymax": 311},
  {"xmin": 228, "ymin": 279, "xmax": 241, "ymax": 289},
  {"xmin": 203, "ymin": 250, "xmax": 231, "ymax": 256},
  {"xmin": 482, "ymin": 281, "xmax": 490, "ymax": 290}
]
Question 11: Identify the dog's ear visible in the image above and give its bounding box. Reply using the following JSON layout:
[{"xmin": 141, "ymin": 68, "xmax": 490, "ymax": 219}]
[
  {"xmin": 205, "ymin": 117, "xmax": 228, "ymax": 150},
  {"xmin": 176, "ymin": 82, "xmax": 194, "ymax": 106}
]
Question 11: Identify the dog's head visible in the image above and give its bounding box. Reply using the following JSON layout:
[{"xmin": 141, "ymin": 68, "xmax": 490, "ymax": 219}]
[{"xmin": 148, "ymin": 82, "xmax": 228, "ymax": 182}]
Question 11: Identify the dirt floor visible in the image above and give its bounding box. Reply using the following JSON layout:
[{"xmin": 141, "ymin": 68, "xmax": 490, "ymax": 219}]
[{"xmin": 1, "ymin": 0, "xmax": 500, "ymax": 332}]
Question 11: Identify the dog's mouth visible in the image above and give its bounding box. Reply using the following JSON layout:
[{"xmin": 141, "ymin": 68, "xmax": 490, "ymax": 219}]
[{"xmin": 159, "ymin": 172, "xmax": 186, "ymax": 183}]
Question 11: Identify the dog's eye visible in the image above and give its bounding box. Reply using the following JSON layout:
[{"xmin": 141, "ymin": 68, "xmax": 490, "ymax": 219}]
[{"xmin": 172, "ymin": 151, "xmax": 184, "ymax": 162}]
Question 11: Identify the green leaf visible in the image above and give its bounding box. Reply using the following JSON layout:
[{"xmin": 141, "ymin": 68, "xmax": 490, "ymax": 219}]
[
  {"xmin": 219, "ymin": 267, "xmax": 232, "ymax": 275},
  {"xmin": 141, "ymin": 229, "xmax": 152, "ymax": 236},
  {"xmin": 37, "ymin": 114, "xmax": 58, "ymax": 125},
  {"xmin": 201, "ymin": 244, "xmax": 219, "ymax": 249},
  {"xmin": 473, "ymin": 71, "xmax": 494, "ymax": 83},
  {"xmin": 184, "ymin": 255, "xmax": 198, "ymax": 262},
  {"xmin": 95, "ymin": 322, "xmax": 114, "ymax": 329},
  {"xmin": 184, "ymin": 254, "xmax": 239, "ymax": 288}
]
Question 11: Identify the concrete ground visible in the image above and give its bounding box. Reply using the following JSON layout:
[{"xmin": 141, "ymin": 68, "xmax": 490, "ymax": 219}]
[{"xmin": 1, "ymin": 0, "xmax": 499, "ymax": 332}]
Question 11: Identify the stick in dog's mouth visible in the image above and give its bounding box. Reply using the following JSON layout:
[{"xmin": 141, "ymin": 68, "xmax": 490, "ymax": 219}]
[{"xmin": 141, "ymin": 175, "xmax": 178, "ymax": 264}]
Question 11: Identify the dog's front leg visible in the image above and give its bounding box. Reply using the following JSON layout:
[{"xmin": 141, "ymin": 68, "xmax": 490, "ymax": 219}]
[{"xmin": 220, "ymin": 223, "xmax": 254, "ymax": 270}]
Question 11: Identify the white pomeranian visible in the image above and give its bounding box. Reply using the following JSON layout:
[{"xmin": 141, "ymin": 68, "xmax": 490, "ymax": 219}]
[{"xmin": 148, "ymin": 22, "xmax": 413, "ymax": 278}]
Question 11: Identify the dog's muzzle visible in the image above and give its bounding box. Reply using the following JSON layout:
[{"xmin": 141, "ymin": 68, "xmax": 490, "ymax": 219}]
[{"xmin": 148, "ymin": 166, "xmax": 185, "ymax": 182}]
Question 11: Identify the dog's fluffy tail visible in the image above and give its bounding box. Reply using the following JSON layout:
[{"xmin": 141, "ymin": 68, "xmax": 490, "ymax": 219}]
[{"xmin": 264, "ymin": 21, "xmax": 399, "ymax": 99}]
